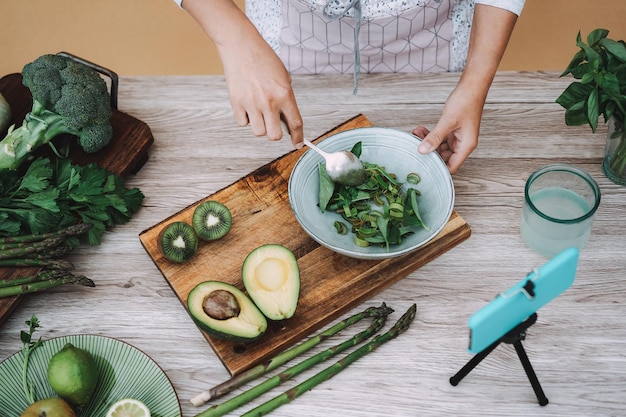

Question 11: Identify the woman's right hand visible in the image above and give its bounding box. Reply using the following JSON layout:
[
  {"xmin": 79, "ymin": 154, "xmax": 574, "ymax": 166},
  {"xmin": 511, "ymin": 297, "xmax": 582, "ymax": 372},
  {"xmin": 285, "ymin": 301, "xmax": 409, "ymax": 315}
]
[
  {"xmin": 221, "ymin": 30, "xmax": 304, "ymax": 148},
  {"xmin": 182, "ymin": 0, "xmax": 304, "ymax": 148}
]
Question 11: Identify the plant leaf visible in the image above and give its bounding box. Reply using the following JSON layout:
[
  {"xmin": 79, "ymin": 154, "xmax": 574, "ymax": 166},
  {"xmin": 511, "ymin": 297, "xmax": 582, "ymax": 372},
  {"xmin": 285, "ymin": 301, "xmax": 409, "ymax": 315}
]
[
  {"xmin": 587, "ymin": 86, "xmax": 600, "ymax": 131},
  {"xmin": 556, "ymin": 82, "xmax": 592, "ymax": 109},
  {"xmin": 599, "ymin": 38, "xmax": 626, "ymax": 62},
  {"xmin": 587, "ymin": 28, "xmax": 609, "ymax": 46},
  {"xmin": 564, "ymin": 101, "xmax": 589, "ymax": 126},
  {"xmin": 16, "ymin": 158, "xmax": 53, "ymax": 194},
  {"xmin": 24, "ymin": 189, "xmax": 60, "ymax": 212},
  {"xmin": 577, "ymin": 35, "xmax": 601, "ymax": 70},
  {"xmin": 318, "ymin": 163, "xmax": 335, "ymax": 213},
  {"xmin": 561, "ymin": 49, "xmax": 587, "ymax": 77},
  {"xmin": 350, "ymin": 142, "xmax": 362, "ymax": 158}
]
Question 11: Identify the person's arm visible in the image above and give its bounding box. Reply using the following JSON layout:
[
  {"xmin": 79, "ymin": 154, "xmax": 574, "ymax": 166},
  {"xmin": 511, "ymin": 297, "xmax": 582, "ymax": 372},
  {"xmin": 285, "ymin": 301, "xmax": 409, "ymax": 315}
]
[
  {"xmin": 415, "ymin": 3, "xmax": 520, "ymax": 173},
  {"xmin": 180, "ymin": 0, "xmax": 304, "ymax": 147}
]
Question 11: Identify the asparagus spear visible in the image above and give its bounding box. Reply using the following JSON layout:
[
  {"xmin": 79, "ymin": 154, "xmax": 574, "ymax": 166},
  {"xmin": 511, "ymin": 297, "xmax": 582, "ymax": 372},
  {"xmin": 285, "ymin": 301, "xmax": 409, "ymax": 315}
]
[
  {"xmin": 0, "ymin": 271, "xmax": 95, "ymax": 298},
  {"xmin": 0, "ymin": 235, "xmax": 67, "ymax": 260},
  {"xmin": 0, "ymin": 223, "xmax": 91, "ymax": 266},
  {"xmin": 191, "ymin": 302, "xmax": 394, "ymax": 406},
  {"xmin": 0, "ymin": 269, "xmax": 70, "ymax": 288},
  {"xmin": 0, "ymin": 257, "xmax": 74, "ymax": 269},
  {"xmin": 195, "ymin": 306, "xmax": 393, "ymax": 417},
  {"xmin": 242, "ymin": 303, "xmax": 417, "ymax": 417},
  {"xmin": 0, "ymin": 223, "xmax": 93, "ymax": 245}
]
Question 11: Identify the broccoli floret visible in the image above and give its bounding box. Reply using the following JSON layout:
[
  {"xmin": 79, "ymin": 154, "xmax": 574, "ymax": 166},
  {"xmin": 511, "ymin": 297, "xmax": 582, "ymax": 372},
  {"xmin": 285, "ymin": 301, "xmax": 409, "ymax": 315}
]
[{"xmin": 0, "ymin": 54, "xmax": 113, "ymax": 170}]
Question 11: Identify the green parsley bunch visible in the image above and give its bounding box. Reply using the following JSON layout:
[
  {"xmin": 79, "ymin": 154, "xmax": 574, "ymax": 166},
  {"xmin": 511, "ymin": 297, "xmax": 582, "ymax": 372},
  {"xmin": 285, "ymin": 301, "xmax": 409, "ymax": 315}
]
[{"xmin": 0, "ymin": 157, "xmax": 144, "ymax": 245}]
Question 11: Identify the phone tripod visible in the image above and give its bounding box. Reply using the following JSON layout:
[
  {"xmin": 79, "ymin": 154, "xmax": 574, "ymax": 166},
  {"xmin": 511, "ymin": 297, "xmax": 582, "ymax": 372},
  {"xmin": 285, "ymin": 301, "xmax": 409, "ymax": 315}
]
[{"xmin": 449, "ymin": 313, "xmax": 548, "ymax": 406}]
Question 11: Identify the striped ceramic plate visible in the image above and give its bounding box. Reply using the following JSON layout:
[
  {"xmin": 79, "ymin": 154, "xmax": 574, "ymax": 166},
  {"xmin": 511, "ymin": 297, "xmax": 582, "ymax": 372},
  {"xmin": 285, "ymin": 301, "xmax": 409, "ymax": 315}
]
[{"xmin": 0, "ymin": 334, "xmax": 180, "ymax": 417}]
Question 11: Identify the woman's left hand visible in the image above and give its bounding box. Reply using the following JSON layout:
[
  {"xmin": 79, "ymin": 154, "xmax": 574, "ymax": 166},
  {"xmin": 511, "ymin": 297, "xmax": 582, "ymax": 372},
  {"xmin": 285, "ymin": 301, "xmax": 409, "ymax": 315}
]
[{"xmin": 414, "ymin": 83, "xmax": 483, "ymax": 174}]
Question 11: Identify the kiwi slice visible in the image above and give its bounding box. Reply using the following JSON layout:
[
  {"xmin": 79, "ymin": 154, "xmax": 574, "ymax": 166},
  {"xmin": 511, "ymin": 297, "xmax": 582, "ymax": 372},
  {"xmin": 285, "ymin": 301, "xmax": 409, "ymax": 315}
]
[
  {"xmin": 160, "ymin": 221, "xmax": 198, "ymax": 263},
  {"xmin": 192, "ymin": 200, "xmax": 232, "ymax": 241}
]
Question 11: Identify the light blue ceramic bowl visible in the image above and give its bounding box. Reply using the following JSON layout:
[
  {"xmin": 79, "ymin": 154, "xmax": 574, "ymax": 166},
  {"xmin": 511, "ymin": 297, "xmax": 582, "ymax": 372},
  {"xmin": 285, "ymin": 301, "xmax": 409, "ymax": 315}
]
[{"xmin": 288, "ymin": 127, "xmax": 455, "ymax": 260}]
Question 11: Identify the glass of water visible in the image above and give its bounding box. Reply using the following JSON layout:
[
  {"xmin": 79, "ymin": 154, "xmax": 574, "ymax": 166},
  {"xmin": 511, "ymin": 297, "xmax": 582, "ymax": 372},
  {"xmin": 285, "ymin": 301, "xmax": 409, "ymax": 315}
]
[{"xmin": 520, "ymin": 164, "xmax": 601, "ymax": 258}]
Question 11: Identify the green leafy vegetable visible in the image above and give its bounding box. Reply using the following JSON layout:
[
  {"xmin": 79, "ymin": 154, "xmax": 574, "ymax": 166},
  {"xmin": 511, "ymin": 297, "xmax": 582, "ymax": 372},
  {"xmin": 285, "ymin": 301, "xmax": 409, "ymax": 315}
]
[
  {"xmin": 20, "ymin": 315, "xmax": 44, "ymax": 404},
  {"xmin": 0, "ymin": 157, "xmax": 144, "ymax": 245},
  {"xmin": 317, "ymin": 143, "xmax": 427, "ymax": 251},
  {"xmin": 318, "ymin": 162, "xmax": 334, "ymax": 213}
]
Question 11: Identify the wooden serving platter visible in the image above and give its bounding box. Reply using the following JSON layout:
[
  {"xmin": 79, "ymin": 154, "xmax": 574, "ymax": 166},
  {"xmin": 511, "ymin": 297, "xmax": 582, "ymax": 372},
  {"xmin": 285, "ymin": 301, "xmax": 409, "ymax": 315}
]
[
  {"xmin": 0, "ymin": 71, "xmax": 154, "ymax": 326},
  {"xmin": 139, "ymin": 114, "xmax": 471, "ymax": 376}
]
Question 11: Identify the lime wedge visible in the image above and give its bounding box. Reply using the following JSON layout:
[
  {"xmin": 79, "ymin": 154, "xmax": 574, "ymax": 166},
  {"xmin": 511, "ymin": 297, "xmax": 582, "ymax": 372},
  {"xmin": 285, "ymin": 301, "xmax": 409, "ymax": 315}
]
[{"xmin": 105, "ymin": 398, "xmax": 150, "ymax": 417}]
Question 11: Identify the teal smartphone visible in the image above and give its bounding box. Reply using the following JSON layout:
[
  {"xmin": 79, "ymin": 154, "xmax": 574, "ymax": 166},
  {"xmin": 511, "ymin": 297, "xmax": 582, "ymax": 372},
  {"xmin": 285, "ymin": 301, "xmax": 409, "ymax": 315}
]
[{"xmin": 468, "ymin": 247, "xmax": 579, "ymax": 354}]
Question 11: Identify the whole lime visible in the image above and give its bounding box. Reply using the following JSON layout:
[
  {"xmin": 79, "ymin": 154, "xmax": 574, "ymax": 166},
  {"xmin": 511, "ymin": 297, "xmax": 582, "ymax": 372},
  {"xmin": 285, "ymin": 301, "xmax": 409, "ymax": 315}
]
[{"xmin": 47, "ymin": 343, "xmax": 99, "ymax": 409}]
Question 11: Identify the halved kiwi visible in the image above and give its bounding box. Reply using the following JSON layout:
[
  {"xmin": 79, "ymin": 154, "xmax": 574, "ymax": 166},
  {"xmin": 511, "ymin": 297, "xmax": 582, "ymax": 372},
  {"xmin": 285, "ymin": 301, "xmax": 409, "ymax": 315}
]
[
  {"xmin": 192, "ymin": 200, "xmax": 232, "ymax": 241},
  {"xmin": 159, "ymin": 221, "xmax": 198, "ymax": 263}
]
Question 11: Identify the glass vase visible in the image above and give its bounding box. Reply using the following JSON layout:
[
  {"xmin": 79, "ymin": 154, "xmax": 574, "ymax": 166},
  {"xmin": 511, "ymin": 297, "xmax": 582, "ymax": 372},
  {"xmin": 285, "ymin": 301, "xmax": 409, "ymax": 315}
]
[{"xmin": 602, "ymin": 116, "xmax": 626, "ymax": 186}]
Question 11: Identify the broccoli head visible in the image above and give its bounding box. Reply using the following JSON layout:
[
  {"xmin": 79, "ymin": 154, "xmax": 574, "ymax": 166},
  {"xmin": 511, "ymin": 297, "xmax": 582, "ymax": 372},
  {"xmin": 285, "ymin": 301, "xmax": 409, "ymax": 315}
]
[{"xmin": 0, "ymin": 54, "xmax": 113, "ymax": 170}]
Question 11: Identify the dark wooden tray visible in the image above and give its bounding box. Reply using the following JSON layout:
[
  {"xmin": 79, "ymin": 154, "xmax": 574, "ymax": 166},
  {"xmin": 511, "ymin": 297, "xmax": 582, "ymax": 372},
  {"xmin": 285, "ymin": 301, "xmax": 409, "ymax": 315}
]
[
  {"xmin": 0, "ymin": 66, "xmax": 154, "ymax": 326},
  {"xmin": 139, "ymin": 114, "xmax": 472, "ymax": 376}
]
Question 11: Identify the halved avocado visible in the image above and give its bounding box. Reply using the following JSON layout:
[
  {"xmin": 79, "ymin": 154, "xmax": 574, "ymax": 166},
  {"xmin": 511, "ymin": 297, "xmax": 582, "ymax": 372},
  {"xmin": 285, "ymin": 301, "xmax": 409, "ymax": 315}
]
[
  {"xmin": 187, "ymin": 281, "xmax": 267, "ymax": 342},
  {"xmin": 242, "ymin": 244, "xmax": 300, "ymax": 320}
]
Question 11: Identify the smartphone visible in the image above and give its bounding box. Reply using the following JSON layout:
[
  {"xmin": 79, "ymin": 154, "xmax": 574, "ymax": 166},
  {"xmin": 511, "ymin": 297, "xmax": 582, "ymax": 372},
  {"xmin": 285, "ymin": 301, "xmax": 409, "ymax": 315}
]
[{"xmin": 468, "ymin": 247, "xmax": 579, "ymax": 354}]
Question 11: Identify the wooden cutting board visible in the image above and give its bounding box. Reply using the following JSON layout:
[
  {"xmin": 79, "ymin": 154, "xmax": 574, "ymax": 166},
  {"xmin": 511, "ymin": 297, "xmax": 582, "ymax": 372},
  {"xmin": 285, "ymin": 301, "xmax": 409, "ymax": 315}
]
[
  {"xmin": 139, "ymin": 114, "xmax": 471, "ymax": 376},
  {"xmin": 0, "ymin": 72, "xmax": 154, "ymax": 326}
]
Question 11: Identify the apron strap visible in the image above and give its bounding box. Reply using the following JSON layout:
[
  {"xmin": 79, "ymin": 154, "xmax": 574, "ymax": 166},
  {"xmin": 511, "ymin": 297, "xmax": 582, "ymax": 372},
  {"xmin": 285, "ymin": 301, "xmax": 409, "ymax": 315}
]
[{"xmin": 323, "ymin": 0, "xmax": 362, "ymax": 94}]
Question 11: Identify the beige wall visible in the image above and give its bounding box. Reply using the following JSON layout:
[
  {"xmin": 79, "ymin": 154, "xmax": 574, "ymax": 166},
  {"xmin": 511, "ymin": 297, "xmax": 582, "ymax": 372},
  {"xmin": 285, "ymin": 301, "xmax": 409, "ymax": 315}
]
[{"xmin": 1, "ymin": 0, "xmax": 625, "ymax": 76}]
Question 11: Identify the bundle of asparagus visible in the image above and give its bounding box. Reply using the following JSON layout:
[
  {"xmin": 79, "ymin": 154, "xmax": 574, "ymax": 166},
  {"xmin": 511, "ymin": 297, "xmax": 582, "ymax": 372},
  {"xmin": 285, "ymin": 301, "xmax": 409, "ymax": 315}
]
[
  {"xmin": 193, "ymin": 303, "xmax": 417, "ymax": 417},
  {"xmin": 0, "ymin": 223, "xmax": 95, "ymax": 298}
]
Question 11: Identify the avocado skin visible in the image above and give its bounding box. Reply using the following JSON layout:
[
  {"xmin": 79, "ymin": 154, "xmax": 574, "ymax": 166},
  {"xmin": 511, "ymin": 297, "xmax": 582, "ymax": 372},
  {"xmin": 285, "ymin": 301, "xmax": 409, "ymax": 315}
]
[{"xmin": 187, "ymin": 281, "xmax": 267, "ymax": 342}]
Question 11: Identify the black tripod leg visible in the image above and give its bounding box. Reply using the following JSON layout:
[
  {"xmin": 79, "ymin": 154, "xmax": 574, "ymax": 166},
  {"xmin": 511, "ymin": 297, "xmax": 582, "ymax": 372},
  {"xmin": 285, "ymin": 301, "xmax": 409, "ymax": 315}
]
[
  {"xmin": 513, "ymin": 340, "xmax": 549, "ymax": 406},
  {"xmin": 450, "ymin": 340, "xmax": 500, "ymax": 386}
]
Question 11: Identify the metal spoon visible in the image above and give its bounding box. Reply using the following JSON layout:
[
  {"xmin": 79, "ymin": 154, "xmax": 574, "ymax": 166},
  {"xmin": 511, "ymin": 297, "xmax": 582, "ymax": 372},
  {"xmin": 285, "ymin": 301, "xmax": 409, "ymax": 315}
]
[
  {"xmin": 282, "ymin": 120, "xmax": 366, "ymax": 186},
  {"xmin": 301, "ymin": 138, "xmax": 366, "ymax": 186}
]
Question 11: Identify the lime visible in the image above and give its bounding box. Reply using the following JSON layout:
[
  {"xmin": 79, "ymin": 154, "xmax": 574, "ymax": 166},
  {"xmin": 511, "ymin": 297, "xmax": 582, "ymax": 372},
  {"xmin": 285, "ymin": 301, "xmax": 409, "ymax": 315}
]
[
  {"xmin": 106, "ymin": 398, "xmax": 151, "ymax": 417},
  {"xmin": 47, "ymin": 343, "xmax": 99, "ymax": 409}
]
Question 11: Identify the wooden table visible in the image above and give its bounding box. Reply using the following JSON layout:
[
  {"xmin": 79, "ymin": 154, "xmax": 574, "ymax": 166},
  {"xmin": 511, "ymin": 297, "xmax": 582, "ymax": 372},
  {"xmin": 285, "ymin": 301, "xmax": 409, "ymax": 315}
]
[{"xmin": 1, "ymin": 72, "xmax": 625, "ymax": 417}]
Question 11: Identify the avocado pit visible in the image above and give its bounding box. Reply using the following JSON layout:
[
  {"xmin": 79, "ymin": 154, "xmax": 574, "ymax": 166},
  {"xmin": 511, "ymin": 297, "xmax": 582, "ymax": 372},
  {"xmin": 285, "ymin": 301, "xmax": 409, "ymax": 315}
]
[
  {"xmin": 203, "ymin": 289, "xmax": 241, "ymax": 320},
  {"xmin": 187, "ymin": 281, "xmax": 267, "ymax": 342}
]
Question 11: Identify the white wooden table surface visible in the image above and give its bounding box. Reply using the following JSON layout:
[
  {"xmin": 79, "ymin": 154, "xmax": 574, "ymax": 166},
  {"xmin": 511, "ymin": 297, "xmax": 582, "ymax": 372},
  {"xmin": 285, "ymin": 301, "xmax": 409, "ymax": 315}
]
[{"xmin": 1, "ymin": 72, "xmax": 625, "ymax": 417}]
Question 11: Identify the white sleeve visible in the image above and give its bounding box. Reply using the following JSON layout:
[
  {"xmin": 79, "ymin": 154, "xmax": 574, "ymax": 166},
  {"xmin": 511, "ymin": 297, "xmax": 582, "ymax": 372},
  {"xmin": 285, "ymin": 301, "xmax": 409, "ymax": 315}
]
[
  {"xmin": 173, "ymin": 0, "xmax": 183, "ymax": 8},
  {"xmin": 475, "ymin": 0, "xmax": 525, "ymax": 16}
]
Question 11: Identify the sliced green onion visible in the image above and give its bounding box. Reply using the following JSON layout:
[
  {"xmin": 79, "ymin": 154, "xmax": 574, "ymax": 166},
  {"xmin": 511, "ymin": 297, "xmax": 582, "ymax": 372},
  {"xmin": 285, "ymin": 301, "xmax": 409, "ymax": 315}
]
[
  {"xmin": 407, "ymin": 172, "xmax": 421, "ymax": 184},
  {"xmin": 334, "ymin": 221, "xmax": 348, "ymax": 235}
]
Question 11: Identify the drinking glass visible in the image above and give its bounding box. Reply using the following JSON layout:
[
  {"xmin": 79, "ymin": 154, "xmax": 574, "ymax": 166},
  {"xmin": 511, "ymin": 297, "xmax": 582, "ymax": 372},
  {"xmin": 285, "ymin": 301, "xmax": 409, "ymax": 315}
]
[{"xmin": 520, "ymin": 164, "xmax": 601, "ymax": 258}]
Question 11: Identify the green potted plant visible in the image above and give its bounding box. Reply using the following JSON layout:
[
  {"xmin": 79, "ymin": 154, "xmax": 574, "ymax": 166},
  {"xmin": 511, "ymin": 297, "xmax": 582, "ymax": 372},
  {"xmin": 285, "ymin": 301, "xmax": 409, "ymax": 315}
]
[{"xmin": 556, "ymin": 28, "xmax": 626, "ymax": 185}]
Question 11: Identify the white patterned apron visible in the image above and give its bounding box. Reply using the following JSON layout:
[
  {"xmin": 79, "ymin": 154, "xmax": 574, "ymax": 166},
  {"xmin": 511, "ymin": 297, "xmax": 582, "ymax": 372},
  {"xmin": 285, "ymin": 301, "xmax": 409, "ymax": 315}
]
[{"xmin": 279, "ymin": 0, "xmax": 454, "ymax": 92}]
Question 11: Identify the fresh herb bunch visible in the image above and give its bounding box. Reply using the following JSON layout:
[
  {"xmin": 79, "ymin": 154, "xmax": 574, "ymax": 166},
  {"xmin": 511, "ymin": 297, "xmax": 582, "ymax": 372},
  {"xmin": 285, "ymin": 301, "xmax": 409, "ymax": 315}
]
[
  {"xmin": 21, "ymin": 314, "xmax": 44, "ymax": 405},
  {"xmin": 0, "ymin": 157, "xmax": 144, "ymax": 245},
  {"xmin": 556, "ymin": 29, "xmax": 626, "ymax": 131}
]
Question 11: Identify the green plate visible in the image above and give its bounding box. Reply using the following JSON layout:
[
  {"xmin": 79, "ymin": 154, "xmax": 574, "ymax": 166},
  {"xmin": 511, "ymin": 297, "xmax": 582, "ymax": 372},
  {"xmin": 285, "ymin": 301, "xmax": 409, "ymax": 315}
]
[{"xmin": 0, "ymin": 334, "xmax": 181, "ymax": 417}]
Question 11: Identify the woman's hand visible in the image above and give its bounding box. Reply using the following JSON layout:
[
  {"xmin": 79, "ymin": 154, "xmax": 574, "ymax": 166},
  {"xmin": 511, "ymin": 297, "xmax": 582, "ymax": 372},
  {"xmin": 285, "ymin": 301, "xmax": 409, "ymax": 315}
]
[
  {"xmin": 182, "ymin": 0, "xmax": 304, "ymax": 148},
  {"xmin": 414, "ymin": 82, "xmax": 483, "ymax": 174},
  {"xmin": 220, "ymin": 32, "xmax": 304, "ymax": 148},
  {"xmin": 416, "ymin": 3, "xmax": 519, "ymax": 174}
]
